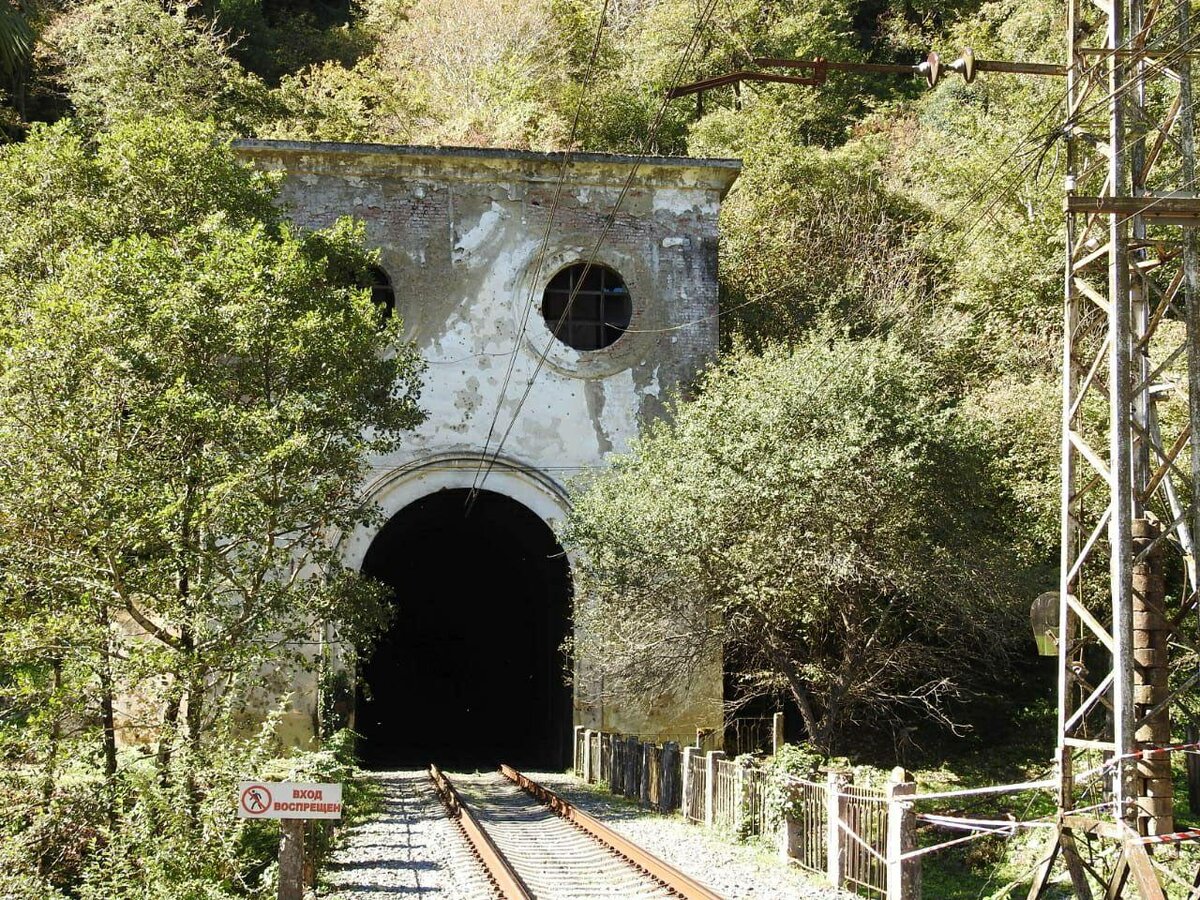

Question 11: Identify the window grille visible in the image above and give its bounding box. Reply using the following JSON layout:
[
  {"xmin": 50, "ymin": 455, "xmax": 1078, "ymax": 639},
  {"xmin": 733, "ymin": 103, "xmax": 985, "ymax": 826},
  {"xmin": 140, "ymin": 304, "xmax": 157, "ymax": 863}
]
[{"xmin": 541, "ymin": 263, "xmax": 631, "ymax": 350}]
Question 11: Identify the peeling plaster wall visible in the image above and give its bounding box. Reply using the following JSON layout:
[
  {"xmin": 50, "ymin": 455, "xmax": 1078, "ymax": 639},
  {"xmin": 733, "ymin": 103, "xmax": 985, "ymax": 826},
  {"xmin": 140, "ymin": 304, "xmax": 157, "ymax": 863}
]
[{"xmin": 236, "ymin": 140, "xmax": 738, "ymax": 748}]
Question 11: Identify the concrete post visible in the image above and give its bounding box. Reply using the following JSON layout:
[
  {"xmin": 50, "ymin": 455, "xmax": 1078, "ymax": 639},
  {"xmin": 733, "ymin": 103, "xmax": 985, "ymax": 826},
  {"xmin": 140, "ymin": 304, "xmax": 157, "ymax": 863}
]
[
  {"xmin": 779, "ymin": 783, "xmax": 802, "ymax": 862},
  {"xmin": 681, "ymin": 745, "xmax": 699, "ymax": 821},
  {"xmin": 573, "ymin": 725, "xmax": 585, "ymax": 778},
  {"xmin": 1131, "ymin": 518, "xmax": 1173, "ymax": 834},
  {"xmin": 772, "ymin": 712, "xmax": 785, "ymax": 756},
  {"xmin": 704, "ymin": 750, "xmax": 725, "ymax": 828},
  {"xmin": 583, "ymin": 729, "xmax": 594, "ymax": 783},
  {"xmin": 825, "ymin": 770, "xmax": 849, "ymax": 890},
  {"xmin": 885, "ymin": 769, "xmax": 920, "ymax": 900}
]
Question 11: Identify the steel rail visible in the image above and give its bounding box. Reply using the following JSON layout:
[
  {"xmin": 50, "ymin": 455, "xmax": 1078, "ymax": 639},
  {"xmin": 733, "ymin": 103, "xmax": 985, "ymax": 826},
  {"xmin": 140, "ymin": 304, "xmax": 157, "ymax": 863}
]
[
  {"xmin": 498, "ymin": 764, "xmax": 725, "ymax": 900},
  {"xmin": 428, "ymin": 764, "xmax": 532, "ymax": 900}
]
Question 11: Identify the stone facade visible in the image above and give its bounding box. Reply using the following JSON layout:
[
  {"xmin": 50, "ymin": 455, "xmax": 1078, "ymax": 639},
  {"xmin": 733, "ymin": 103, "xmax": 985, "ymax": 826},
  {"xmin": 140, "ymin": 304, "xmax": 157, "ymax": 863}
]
[{"xmin": 234, "ymin": 139, "xmax": 739, "ymax": 747}]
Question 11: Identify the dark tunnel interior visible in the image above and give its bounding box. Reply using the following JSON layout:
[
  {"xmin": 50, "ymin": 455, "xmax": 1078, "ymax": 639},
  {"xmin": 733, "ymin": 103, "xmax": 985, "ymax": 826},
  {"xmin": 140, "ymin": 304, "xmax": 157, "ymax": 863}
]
[{"xmin": 356, "ymin": 488, "xmax": 573, "ymax": 770}]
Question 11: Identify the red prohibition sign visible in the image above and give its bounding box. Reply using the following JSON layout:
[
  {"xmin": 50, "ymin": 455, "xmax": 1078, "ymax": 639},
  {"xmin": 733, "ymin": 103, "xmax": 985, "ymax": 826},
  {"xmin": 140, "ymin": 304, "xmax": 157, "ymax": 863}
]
[{"xmin": 241, "ymin": 784, "xmax": 273, "ymax": 815}]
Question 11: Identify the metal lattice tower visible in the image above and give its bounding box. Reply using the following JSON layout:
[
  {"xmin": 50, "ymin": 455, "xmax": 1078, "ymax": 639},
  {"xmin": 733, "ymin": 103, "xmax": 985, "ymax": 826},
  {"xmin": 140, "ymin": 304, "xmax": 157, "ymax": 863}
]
[{"xmin": 1037, "ymin": 0, "xmax": 1200, "ymax": 893}]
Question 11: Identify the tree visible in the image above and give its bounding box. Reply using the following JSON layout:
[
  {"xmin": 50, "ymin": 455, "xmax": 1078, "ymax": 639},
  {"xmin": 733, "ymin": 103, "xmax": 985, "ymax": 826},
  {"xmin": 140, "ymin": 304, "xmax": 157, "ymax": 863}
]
[
  {"xmin": 43, "ymin": 0, "xmax": 274, "ymax": 132},
  {"xmin": 562, "ymin": 336, "xmax": 1032, "ymax": 754},
  {"xmin": 0, "ymin": 116, "xmax": 424, "ymax": 811},
  {"xmin": 0, "ymin": 0, "xmax": 31, "ymax": 79}
]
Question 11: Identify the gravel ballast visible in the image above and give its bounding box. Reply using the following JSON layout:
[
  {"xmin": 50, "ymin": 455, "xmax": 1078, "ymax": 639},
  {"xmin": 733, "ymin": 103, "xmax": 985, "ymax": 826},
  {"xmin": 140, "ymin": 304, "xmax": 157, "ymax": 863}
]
[
  {"xmin": 526, "ymin": 771, "xmax": 854, "ymax": 900},
  {"xmin": 320, "ymin": 768, "xmax": 852, "ymax": 899},
  {"xmin": 320, "ymin": 770, "xmax": 491, "ymax": 899}
]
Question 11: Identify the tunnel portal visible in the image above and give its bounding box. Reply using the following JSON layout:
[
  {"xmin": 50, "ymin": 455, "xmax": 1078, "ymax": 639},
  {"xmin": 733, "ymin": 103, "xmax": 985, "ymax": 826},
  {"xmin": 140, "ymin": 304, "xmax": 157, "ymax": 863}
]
[{"xmin": 357, "ymin": 488, "xmax": 573, "ymax": 770}]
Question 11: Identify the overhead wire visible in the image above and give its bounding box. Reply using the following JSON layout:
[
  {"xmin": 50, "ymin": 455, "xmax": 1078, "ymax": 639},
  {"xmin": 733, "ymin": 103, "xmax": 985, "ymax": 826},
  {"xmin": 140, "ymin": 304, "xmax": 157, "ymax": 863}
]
[
  {"xmin": 457, "ymin": 0, "xmax": 1200, "ymax": 516},
  {"xmin": 947, "ymin": 19, "xmax": 1200, "ymax": 258},
  {"xmin": 466, "ymin": 0, "xmax": 615, "ymax": 513},
  {"xmin": 465, "ymin": 0, "xmax": 724, "ymax": 512},
  {"xmin": 911, "ymin": 0, "xmax": 1200, "ymax": 262}
]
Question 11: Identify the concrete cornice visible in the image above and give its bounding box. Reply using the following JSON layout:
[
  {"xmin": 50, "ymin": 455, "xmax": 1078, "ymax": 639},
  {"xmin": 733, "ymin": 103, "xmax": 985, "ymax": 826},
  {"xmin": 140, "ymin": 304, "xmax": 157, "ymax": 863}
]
[{"xmin": 233, "ymin": 138, "xmax": 742, "ymax": 197}]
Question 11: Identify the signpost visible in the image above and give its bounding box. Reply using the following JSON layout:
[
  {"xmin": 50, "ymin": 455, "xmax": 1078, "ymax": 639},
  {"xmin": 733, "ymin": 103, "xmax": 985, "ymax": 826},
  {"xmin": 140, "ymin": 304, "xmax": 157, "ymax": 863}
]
[{"xmin": 237, "ymin": 782, "xmax": 342, "ymax": 900}]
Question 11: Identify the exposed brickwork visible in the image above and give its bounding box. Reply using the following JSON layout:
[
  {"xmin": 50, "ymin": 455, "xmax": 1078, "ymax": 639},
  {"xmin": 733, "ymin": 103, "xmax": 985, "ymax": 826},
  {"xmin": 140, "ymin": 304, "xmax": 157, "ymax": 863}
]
[{"xmin": 234, "ymin": 139, "xmax": 739, "ymax": 747}]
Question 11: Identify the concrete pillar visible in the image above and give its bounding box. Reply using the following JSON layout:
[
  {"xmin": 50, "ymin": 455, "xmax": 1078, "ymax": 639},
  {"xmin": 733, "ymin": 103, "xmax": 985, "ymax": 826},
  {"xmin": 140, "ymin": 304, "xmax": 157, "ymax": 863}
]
[
  {"xmin": 573, "ymin": 725, "xmax": 585, "ymax": 777},
  {"xmin": 885, "ymin": 769, "xmax": 919, "ymax": 900},
  {"xmin": 826, "ymin": 770, "xmax": 849, "ymax": 889},
  {"xmin": 779, "ymin": 784, "xmax": 802, "ymax": 861},
  {"xmin": 704, "ymin": 750, "xmax": 725, "ymax": 827},
  {"xmin": 1131, "ymin": 518, "xmax": 1173, "ymax": 835},
  {"xmin": 772, "ymin": 712, "xmax": 785, "ymax": 756},
  {"xmin": 583, "ymin": 729, "xmax": 594, "ymax": 783}
]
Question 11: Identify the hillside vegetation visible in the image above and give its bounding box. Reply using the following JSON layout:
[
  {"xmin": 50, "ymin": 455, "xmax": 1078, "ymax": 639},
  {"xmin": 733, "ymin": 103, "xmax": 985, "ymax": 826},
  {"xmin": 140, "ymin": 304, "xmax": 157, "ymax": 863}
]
[{"xmin": 3, "ymin": 0, "xmax": 1178, "ymax": 897}]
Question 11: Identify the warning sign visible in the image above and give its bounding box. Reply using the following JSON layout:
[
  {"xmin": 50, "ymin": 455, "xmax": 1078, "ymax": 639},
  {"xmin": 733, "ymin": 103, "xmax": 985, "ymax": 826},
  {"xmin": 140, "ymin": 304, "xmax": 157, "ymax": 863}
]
[{"xmin": 236, "ymin": 782, "xmax": 343, "ymax": 820}]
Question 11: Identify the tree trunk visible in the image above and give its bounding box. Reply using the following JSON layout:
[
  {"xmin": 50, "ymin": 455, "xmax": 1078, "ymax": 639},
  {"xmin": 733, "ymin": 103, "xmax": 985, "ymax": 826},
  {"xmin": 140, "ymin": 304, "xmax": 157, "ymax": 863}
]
[
  {"xmin": 41, "ymin": 657, "xmax": 62, "ymax": 810},
  {"xmin": 157, "ymin": 680, "xmax": 183, "ymax": 781},
  {"xmin": 98, "ymin": 629, "xmax": 118, "ymax": 780}
]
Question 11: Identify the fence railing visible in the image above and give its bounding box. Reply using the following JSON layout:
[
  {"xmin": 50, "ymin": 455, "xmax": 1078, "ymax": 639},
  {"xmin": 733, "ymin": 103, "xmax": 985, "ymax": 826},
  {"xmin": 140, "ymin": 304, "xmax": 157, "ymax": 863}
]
[
  {"xmin": 571, "ymin": 727, "xmax": 919, "ymax": 900},
  {"xmin": 683, "ymin": 750, "xmax": 706, "ymax": 823},
  {"xmin": 842, "ymin": 784, "xmax": 888, "ymax": 898},
  {"xmin": 786, "ymin": 777, "xmax": 828, "ymax": 876}
]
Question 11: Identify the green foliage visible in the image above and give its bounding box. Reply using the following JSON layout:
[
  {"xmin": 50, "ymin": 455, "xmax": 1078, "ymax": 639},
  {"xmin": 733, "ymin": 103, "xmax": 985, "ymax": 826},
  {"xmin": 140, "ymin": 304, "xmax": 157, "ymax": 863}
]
[
  {"xmin": 267, "ymin": 58, "xmax": 404, "ymax": 142},
  {"xmin": 44, "ymin": 0, "xmax": 276, "ymax": 132},
  {"xmin": 0, "ymin": 116, "xmax": 423, "ymax": 895},
  {"xmin": 0, "ymin": 0, "xmax": 33, "ymax": 78},
  {"xmin": 564, "ymin": 335, "xmax": 1036, "ymax": 754},
  {"xmin": 699, "ymin": 135, "xmax": 933, "ymax": 351}
]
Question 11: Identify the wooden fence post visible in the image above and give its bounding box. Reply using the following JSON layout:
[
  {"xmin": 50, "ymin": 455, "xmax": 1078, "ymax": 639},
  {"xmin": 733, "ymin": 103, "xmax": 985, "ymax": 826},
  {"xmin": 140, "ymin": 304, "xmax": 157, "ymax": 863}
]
[
  {"xmin": 772, "ymin": 712, "xmax": 785, "ymax": 756},
  {"xmin": 826, "ymin": 769, "xmax": 849, "ymax": 890},
  {"xmin": 278, "ymin": 819, "xmax": 304, "ymax": 900},
  {"xmin": 640, "ymin": 742, "xmax": 651, "ymax": 807},
  {"xmin": 625, "ymin": 736, "xmax": 639, "ymax": 800},
  {"xmin": 704, "ymin": 750, "xmax": 725, "ymax": 828},
  {"xmin": 681, "ymin": 745, "xmax": 698, "ymax": 820},
  {"xmin": 661, "ymin": 741, "xmax": 680, "ymax": 812},
  {"xmin": 886, "ymin": 769, "xmax": 920, "ymax": 900}
]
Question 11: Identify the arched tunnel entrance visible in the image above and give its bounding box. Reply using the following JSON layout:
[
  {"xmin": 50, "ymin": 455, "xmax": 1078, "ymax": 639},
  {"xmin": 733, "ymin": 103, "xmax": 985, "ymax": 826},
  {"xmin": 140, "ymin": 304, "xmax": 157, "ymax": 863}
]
[{"xmin": 357, "ymin": 488, "xmax": 573, "ymax": 770}]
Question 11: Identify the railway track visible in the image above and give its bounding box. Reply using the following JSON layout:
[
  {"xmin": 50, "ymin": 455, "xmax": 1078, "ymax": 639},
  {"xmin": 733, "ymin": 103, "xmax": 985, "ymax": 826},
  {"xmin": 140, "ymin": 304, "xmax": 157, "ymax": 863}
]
[{"xmin": 429, "ymin": 763, "xmax": 724, "ymax": 900}]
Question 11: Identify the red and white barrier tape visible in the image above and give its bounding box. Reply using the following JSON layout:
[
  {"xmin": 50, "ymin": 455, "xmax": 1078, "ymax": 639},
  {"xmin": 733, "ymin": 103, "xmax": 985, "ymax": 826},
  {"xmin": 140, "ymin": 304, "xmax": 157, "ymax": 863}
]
[{"xmin": 1135, "ymin": 828, "xmax": 1200, "ymax": 845}]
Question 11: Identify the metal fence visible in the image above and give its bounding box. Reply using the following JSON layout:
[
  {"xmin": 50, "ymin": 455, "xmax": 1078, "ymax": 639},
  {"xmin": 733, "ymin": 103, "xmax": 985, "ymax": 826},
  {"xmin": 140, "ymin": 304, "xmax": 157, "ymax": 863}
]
[
  {"xmin": 572, "ymin": 728, "xmax": 910, "ymax": 899},
  {"xmin": 741, "ymin": 764, "xmax": 777, "ymax": 837},
  {"xmin": 712, "ymin": 759, "xmax": 739, "ymax": 830},
  {"xmin": 841, "ymin": 784, "xmax": 888, "ymax": 898},
  {"xmin": 684, "ymin": 750, "xmax": 706, "ymax": 823},
  {"xmin": 786, "ymin": 777, "xmax": 828, "ymax": 876},
  {"xmin": 726, "ymin": 716, "xmax": 776, "ymax": 756}
]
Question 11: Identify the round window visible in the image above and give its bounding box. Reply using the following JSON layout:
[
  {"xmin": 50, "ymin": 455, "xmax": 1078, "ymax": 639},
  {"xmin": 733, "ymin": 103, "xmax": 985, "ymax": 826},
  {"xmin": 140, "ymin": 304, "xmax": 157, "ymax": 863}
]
[{"xmin": 541, "ymin": 263, "xmax": 632, "ymax": 351}]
